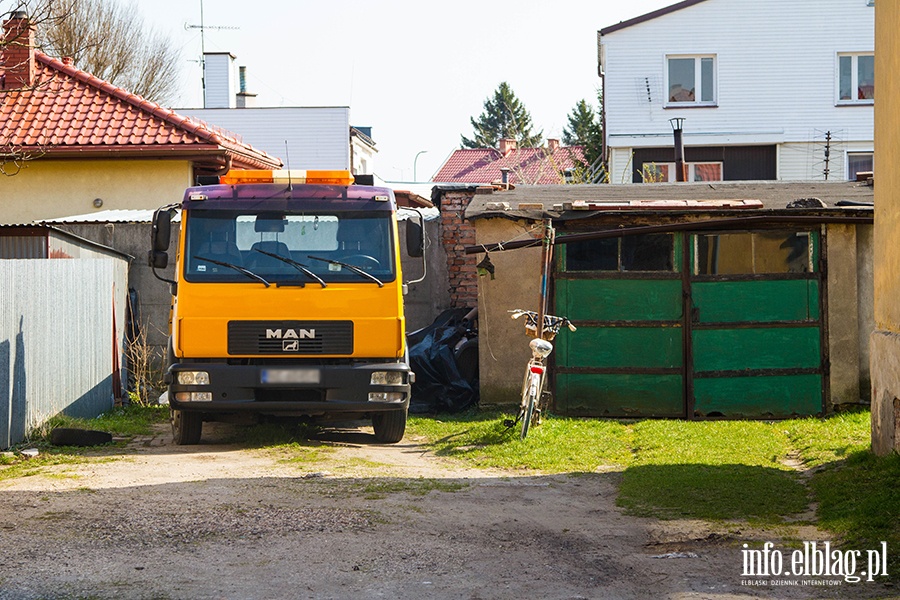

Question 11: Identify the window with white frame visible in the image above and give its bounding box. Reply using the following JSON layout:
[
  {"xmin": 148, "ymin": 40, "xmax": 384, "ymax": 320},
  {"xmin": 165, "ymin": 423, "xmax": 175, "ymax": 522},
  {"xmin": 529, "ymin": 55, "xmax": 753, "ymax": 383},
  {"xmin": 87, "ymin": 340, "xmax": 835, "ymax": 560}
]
[
  {"xmin": 847, "ymin": 151, "xmax": 873, "ymax": 180},
  {"xmin": 641, "ymin": 162, "xmax": 723, "ymax": 183},
  {"xmin": 666, "ymin": 55, "xmax": 716, "ymax": 105},
  {"xmin": 838, "ymin": 53, "xmax": 874, "ymax": 103}
]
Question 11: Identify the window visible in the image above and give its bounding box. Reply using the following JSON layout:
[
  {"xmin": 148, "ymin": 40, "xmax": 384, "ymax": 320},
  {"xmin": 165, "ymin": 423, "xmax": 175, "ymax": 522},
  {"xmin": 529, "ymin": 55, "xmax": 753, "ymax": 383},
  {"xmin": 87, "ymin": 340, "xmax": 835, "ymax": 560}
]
[
  {"xmin": 838, "ymin": 53, "xmax": 874, "ymax": 103},
  {"xmin": 184, "ymin": 209, "xmax": 396, "ymax": 284},
  {"xmin": 641, "ymin": 162, "xmax": 723, "ymax": 182},
  {"xmin": 847, "ymin": 151, "xmax": 873, "ymax": 180},
  {"xmin": 566, "ymin": 234, "xmax": 675, "ymax": 272},
  {"xmin": 694, "ymin": 231, "xmax": 812, "ymax": 275},
  {"xmin": 667, "ymin": 55, "xmax": 716, "ymax": 105}
]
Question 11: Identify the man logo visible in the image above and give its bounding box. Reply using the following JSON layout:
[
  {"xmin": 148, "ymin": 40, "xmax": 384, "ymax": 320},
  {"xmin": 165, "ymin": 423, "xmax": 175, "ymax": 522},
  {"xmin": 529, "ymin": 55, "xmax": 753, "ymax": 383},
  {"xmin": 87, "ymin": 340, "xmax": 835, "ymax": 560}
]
[
  {"xmin": 266, "ymin": 328, "xmax": 316, "ymax": 340},
  {"xmin": 283, "ymin": 340, "xmax": 299, "ymax": 352}
]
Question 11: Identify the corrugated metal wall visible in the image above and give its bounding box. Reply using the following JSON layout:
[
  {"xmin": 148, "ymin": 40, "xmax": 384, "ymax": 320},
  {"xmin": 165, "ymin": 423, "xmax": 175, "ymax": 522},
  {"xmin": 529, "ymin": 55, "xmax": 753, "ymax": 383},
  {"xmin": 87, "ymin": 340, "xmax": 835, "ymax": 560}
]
[{"xmin": 0, "ymin": 259, "xmax": 128, "ymax": 449}]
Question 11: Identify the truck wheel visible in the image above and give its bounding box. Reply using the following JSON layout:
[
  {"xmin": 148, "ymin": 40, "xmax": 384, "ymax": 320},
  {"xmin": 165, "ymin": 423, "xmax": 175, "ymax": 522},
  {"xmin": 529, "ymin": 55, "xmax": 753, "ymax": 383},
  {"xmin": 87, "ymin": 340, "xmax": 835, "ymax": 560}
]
[
  {"xmin": 172, "ymin": 408, "xmax": 202, "ymax": 445},
  {"xmin": 372, "ymin": 409, "xmax": 407, "ymax": 443}
]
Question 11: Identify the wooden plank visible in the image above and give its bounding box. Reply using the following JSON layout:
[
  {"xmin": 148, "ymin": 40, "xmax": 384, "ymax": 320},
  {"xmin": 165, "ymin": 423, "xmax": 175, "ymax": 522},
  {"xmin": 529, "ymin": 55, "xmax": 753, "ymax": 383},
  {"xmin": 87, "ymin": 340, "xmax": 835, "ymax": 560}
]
[
  {"xmin": 692, "ymin": 280, "xmax": 819, "ymax": 323},
  {"xmin": 692, "ymin": 327, "xmax": 821, "ymax": 372},
  {"xmin": 566, "ymin": 326, "xmax": 683, "ymax": 369},
  {"xmin": 693, "ymin": 375, "xmax": 823, "ymax": 417},
  {"xmin": 560, "ymin": 279, "xmax": 683, "ymax": 321},
  {"xmin": 557, "ymin": 374, "xmax": 684, "ymax": 417}
]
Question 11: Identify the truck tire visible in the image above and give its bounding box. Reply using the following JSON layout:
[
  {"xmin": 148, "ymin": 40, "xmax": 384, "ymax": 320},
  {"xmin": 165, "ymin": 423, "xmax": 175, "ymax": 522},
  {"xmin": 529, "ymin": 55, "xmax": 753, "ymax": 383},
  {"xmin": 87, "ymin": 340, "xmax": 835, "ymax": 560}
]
[
  {"xmin": 372, "ymin": 408, "xmax": 407, "ymax": 443},
  {"xmin": 172, "ymin": 408, "xmax": 202, "ymax": 445}
]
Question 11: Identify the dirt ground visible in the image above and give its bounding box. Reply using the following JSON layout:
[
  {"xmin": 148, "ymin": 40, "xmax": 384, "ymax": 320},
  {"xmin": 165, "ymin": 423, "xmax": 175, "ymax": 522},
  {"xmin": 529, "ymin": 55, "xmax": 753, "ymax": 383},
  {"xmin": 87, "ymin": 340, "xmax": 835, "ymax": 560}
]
[{"xmin": 0, "ymin": 422, "xmax": 894, "ymax": 600}]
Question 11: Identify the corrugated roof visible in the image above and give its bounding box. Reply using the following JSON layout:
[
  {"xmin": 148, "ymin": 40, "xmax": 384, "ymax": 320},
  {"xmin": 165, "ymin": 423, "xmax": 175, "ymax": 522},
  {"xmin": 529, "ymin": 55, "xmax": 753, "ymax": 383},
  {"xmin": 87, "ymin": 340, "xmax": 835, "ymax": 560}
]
[
  {"xmin": 0, "ymin": 52, "xmax": 281, "ymax": 170},
  {"xmin": 40, "ymin": 209, "xmax": 181, "ymax": 224},
  {"xmin": 433, "ymin": 146, "xmax": 586, "ymax": 185},
  {"xmin": 461, "ymin": 180, "xmax": 875, "ymax": 220}
]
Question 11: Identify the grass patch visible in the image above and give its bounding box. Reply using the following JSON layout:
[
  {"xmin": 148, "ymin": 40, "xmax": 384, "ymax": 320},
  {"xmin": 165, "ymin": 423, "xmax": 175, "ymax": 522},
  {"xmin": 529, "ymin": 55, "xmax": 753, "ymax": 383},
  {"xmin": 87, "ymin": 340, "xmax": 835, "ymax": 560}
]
[
  {"xmin": 0, "ymin": 453, "xmax": 93, "ymax": 482},
  {"xmin": 782, "ymin": 410, "xmax": 871, "ymax": 468},
  {"xmin": 39, "ymin": 404, "xmax": 170, "ymax": 440},
  {"xmin": 617, "ymin": 420, "xmax": 809, "ymax": 523},
  {"xmin": 407, "ymin": 411, "xmax": 632, "ymax": 472},
  {"xmin": 810, "ymin": 451, "xmax": 900, "ymax": 574}
]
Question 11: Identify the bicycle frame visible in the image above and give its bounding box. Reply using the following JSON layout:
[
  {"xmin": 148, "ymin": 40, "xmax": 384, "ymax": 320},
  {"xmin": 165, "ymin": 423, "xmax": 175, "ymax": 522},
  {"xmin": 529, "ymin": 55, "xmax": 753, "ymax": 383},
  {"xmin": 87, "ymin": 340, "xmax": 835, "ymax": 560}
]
[{"xmin": 509, "ymin": 311, "xmax": 574, "ymax": 439}]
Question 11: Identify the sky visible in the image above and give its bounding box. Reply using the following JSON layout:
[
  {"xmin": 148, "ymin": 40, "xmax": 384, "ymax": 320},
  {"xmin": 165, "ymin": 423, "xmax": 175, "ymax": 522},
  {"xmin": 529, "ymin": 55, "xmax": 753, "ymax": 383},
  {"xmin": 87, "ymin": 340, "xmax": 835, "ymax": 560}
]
[{"xmin": 140, "ymin": 0, "xmax": 677, "ymax": 182}]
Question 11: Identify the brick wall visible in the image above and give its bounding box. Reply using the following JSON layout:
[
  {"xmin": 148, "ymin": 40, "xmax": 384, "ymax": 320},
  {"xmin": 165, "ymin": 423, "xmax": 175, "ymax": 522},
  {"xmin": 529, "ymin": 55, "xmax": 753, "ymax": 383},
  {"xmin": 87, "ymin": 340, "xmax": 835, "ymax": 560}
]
[
  {"xmin": 2, "ymin": 15, "xmax": 35, "ymax": 90},
  {"xmin": 439, "ymin": 190, "xmax": 478, "ymax": 308}
]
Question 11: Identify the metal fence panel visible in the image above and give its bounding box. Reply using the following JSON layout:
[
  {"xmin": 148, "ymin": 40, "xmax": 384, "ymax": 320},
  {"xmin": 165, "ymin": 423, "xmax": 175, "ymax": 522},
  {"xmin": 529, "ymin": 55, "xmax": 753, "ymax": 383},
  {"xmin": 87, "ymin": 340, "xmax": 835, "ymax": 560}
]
[{"xmin": 0, "ymin": 259, "xmax": 127, "ymax": 449}]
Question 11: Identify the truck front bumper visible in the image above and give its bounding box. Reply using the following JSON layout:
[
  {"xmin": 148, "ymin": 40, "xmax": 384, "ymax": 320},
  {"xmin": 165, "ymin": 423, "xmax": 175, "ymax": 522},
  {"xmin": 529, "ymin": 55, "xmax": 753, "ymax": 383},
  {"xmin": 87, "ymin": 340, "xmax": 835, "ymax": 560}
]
[{"xmin": 166, "ymin": 361, "xmax": 411, "ymax": 415}]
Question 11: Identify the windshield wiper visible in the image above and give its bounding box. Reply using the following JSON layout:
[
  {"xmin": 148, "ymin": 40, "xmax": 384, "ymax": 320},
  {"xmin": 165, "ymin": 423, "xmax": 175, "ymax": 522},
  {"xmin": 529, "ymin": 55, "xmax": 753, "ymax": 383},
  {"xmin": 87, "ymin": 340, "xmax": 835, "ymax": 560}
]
[
  {"xmin": 307, "ymin": 255, "xmax": 384, "ymax": 287},
  {"xmin": 252, "ymin": 248, "xmax": 327, "ymax": 288},
  {"xmin": 193, "ymin": 256, "xmax": 271, "ymax": 287}
]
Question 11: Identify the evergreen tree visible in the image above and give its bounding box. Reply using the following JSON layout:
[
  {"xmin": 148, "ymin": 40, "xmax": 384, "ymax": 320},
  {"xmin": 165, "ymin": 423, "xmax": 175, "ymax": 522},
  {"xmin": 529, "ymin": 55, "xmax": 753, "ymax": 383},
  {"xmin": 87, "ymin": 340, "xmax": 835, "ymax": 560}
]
[
  {"xmin": 461, "ymin": 82, "xmax": 542, "ymax": 149},
  {"xmin": 562, "ymin": 98, "xmax": 603, "ymax": 167}
]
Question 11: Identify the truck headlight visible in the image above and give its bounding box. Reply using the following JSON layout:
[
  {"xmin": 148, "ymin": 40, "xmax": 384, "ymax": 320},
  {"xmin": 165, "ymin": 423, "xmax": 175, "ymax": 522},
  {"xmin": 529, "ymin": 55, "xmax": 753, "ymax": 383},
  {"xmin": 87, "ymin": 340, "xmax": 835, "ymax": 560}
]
[
  {"xmin": 177, "ymin": 371, "xmax": 210, "ymax": 385},
  {"xmin": 370, "ymin": 371, "xmax": 405, "ymax": 386}
]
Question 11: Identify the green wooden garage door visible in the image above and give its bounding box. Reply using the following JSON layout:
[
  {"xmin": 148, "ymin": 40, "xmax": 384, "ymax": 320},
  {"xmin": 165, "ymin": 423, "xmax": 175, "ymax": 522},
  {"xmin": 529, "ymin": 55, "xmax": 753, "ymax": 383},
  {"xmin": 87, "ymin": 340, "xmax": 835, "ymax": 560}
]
[
  {"xmin": 689, "ymin": 230, "xmax": 824, "ymax": 417},
  {"xmin": 553, "ymin": 229, "xmax": 824, "ymax": 419},
  {"xmin": 554, "ymin": 233, "xmax": 686, "ymax": 417}
]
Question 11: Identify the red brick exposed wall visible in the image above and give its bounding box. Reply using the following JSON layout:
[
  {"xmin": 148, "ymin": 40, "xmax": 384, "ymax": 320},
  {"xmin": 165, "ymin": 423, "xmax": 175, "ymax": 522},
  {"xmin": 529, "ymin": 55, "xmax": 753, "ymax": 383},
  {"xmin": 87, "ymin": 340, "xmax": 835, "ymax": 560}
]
[{"xmin": 440, "ymin": 190, "xmax": 478, "ymax": 308}]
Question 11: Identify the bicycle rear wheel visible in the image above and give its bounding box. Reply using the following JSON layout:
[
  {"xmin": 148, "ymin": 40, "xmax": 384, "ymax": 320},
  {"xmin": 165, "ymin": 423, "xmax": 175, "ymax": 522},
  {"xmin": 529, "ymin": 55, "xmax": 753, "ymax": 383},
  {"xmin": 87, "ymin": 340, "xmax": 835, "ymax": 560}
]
[{"xmin": 520, "ymin": 372, "xmax": 539, "ymax": 440}]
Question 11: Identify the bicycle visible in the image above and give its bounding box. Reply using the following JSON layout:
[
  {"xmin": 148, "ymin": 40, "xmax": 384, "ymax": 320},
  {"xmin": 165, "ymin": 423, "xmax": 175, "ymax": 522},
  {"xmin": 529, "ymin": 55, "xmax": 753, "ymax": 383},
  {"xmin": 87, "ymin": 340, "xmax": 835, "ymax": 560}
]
[{"xmin": 506, "ymin": 309, "xmax": 576, "ymax": 440}]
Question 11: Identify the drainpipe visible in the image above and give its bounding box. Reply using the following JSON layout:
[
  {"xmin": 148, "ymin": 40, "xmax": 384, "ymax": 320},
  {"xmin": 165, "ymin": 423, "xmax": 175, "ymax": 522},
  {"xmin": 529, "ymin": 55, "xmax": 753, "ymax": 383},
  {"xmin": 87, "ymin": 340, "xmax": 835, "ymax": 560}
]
[{"xmin": 670, "ymin": 117, "xmax": 687, "ymax": 182}]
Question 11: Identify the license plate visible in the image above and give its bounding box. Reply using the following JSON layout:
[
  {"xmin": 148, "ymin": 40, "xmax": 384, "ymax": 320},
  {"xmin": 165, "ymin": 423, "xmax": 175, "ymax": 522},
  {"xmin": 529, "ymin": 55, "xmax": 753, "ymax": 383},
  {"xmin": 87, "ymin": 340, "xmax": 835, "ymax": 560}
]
[{"xmin": 260, "ymin": 369, "xmax": 321, "ymax": 384}]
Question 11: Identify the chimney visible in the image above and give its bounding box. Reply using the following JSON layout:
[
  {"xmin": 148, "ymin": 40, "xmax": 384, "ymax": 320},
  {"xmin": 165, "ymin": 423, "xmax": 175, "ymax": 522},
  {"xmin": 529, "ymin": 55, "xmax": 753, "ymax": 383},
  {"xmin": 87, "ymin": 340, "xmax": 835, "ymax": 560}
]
[
  {"xmin": 235, "ymin": 65, "xmax": 257, "ymax": 108},
  {"xmin": 2, "ymin": 11, "xmax": 35, "ymax": 90},
  {"xmin": 203, "ymin": 52, "xmax": 236, "ymax": 108},
  {"xmin": 499, "ymin": 138, "xmax": 517, "ymax": 156},
  {"xmin": 547, "ymin": 138, "xmax": 560, "ymax": 152}
]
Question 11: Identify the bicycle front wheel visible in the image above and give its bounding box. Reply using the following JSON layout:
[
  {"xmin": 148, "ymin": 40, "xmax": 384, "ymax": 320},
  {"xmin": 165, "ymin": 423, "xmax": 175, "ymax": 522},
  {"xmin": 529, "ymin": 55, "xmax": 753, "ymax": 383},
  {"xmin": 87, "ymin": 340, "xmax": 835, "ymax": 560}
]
[{"xmin": 520, "ymin": 372, "xmax": 539, "ymax": 440}]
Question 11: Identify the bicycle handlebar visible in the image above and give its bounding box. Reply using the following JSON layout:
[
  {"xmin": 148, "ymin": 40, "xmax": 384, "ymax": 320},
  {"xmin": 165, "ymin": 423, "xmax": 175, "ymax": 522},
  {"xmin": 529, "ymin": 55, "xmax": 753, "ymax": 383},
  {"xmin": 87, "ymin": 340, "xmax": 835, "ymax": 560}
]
[{"xmin": 509, "ymin": 309, "xmax": 577, "ymax": 340}]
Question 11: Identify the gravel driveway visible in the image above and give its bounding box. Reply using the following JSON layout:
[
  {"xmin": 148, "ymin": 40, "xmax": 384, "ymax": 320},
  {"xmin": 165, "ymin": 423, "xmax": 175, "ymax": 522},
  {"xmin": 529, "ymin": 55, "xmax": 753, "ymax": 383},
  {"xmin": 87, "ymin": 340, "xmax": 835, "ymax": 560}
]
[{"xmin": 0, "ymin": 422, "xmax": 891, "ymax": 599}]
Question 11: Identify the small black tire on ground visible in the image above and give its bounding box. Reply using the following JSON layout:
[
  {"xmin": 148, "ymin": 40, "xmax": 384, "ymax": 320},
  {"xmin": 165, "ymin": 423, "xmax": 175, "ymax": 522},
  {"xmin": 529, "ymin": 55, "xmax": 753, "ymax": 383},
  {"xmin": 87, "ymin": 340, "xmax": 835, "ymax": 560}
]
[
  {"xmin": 171, "ymin": 409, "xmax": 202, "ymax": 445},
  {"xmin": 50, "ymin": 428, "xmax": 113, "ymax": 447},
  {"xmin": 372, "ymin": 408, "xmax": 407, "ymax": 444}
]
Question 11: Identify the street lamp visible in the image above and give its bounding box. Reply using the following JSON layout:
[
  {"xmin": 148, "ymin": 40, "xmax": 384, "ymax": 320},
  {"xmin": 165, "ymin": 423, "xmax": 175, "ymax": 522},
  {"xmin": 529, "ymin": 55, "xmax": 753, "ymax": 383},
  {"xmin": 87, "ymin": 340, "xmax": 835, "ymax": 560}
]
[
  {"xmin": 413, "ymin": 150, "xmax": 428, "ymax": 182},
  {"xmin": 669, "ymin": 118, "xmax": 687, "ymax": 182}
]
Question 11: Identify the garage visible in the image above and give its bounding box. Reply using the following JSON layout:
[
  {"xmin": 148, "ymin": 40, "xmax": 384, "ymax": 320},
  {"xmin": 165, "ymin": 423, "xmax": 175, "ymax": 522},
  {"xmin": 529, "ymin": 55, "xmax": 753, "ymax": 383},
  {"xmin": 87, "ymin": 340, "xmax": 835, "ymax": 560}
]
[
  {"xmin": 454, "ymin": 181, "xmax": 874, "ymax": 417},
  {"xmin": 555, "ymin": 227, "xmax": 825, "ymax": 418}
]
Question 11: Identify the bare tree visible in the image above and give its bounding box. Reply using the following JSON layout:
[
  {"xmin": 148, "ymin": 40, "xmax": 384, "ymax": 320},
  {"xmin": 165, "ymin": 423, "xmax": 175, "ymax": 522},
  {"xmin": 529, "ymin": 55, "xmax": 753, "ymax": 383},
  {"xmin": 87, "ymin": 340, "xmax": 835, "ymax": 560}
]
[
  {"xmin": 32, "ymin": 0, "xmax": 182, "ymax": 104},
  {"xmin": 1, "ymin": 1, "xmax": 62, "ymax": 174}
]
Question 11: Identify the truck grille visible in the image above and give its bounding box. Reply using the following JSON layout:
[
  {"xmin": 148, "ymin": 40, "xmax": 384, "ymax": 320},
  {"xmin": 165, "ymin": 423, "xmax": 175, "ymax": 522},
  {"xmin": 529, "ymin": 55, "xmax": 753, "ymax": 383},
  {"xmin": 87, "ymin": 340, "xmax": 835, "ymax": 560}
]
[{"xmin": 228, "ymin": 321, "xmax": 354, "ymax": 355}]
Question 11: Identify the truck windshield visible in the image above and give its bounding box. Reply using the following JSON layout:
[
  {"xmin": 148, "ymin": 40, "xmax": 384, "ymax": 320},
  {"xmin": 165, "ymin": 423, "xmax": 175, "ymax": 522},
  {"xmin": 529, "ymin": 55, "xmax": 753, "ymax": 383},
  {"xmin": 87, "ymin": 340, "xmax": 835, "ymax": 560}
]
[{"xmin": 183, "ymin": 209, "xmax": 396, "ymax": 285}]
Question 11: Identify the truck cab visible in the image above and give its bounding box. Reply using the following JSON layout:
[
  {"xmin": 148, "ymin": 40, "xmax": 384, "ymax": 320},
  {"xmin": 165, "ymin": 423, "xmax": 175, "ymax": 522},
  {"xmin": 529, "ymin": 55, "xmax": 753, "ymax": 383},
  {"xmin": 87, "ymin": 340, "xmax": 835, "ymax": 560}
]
[{"xmin": 149, "ymin": 170, "xmax": 423, "ymax": 444}]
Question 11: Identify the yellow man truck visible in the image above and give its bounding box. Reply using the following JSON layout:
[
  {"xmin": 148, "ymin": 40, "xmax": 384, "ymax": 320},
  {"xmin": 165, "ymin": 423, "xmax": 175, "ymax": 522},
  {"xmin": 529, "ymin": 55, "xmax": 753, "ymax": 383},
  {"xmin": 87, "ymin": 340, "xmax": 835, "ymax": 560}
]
[{"xmin": 148, "ymin": 170, "xmax": 422, "ymax": 444}]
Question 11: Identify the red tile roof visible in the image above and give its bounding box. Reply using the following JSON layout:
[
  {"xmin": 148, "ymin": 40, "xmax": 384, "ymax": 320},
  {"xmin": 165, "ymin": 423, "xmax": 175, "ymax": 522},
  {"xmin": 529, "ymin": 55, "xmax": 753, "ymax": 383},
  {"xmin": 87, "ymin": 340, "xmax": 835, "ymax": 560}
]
[
  {"xmin": 433, "ymin": 145, "xmax": 586, "ymax": 185},
  {"xmin": 0, "ymin": 52, "xmax": 281, "ymax": 170}
]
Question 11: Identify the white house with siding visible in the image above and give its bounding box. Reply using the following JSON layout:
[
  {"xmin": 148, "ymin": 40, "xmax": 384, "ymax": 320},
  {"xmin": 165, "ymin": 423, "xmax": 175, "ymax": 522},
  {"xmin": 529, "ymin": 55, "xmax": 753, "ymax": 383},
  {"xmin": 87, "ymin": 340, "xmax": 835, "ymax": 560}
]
[
  {"xmin": 177, "ymin": 105, "xmax": 355, "ymax": 171},
  {"xmin": 179, "ymin": 52, "xmax": 377, "ymax": 173},
  {"xmin": 598, "ymin": 0, "xmax": 874, "ymax": 184}
]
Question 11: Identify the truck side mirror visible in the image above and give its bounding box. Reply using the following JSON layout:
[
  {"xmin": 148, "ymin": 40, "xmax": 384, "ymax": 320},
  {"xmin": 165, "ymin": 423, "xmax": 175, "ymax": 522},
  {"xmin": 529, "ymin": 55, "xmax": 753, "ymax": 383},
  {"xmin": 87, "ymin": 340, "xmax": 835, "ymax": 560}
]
[
  {"xmin": 406, "ymin": 217, "xmax": 424, "ymax": 258},
  {"xmin": 148, "ymin": 250, "xmax": 169, "ymax": 269},
  {"xmin": 151, "ymin": 208, "xmax": 173, "ymax": 252}
]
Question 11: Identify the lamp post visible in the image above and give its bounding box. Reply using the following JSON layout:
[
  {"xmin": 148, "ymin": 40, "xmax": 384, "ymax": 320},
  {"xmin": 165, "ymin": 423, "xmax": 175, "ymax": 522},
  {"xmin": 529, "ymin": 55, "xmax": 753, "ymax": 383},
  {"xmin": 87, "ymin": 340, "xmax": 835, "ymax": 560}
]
[
  {"xmin": 669, "ymin": 118, "xmax": 687, "ymax": 182},
  {"xmin": 413, "ymin": 150, "xmax": 428, "ymax": 182}
]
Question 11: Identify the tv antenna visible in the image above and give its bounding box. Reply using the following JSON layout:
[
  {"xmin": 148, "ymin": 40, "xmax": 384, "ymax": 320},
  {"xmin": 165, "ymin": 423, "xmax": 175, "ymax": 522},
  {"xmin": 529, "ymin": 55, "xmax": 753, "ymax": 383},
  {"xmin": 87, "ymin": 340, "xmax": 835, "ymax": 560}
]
[{"xmin": 184, "ymin": 0, "xmax": 239, "ymax": 102}]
